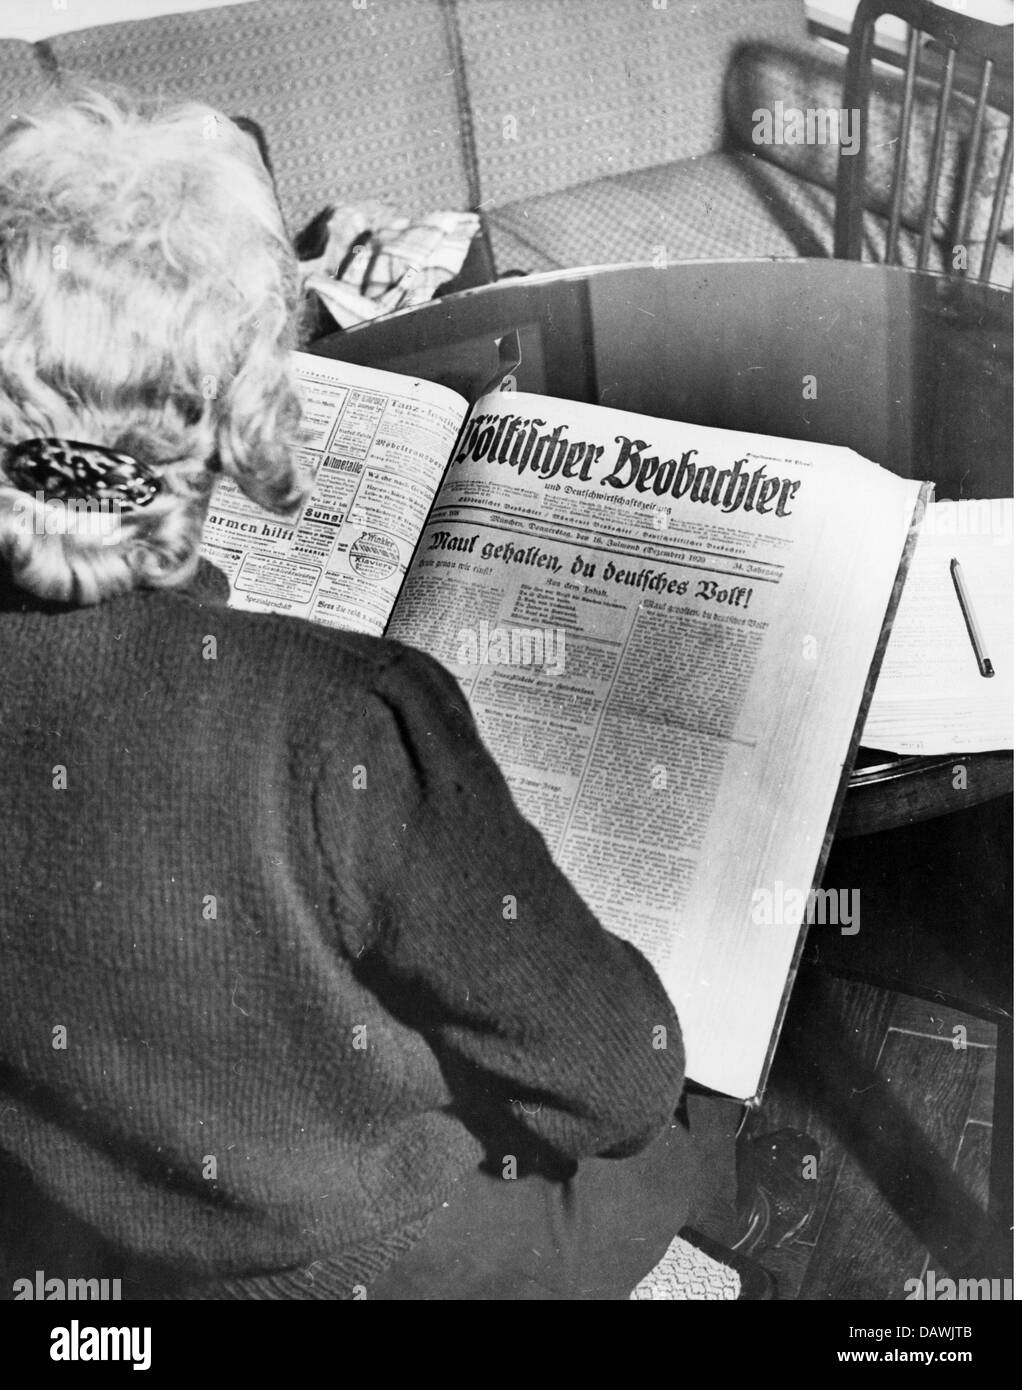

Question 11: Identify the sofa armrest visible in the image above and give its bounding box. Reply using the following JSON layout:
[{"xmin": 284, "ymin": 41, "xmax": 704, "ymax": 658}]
[{"xmin": 725, "ymin": 39, "xmax": 1012, "ymax": 242}]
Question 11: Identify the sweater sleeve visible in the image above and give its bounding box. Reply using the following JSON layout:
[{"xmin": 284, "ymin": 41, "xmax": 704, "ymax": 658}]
[{"xmin": 314, "ymin": 642, "xmax": 686, "ymax": 1166}]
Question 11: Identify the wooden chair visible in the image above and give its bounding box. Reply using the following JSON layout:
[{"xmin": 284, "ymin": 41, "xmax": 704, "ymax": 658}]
[{"xmin": 835, "ymin": 0, "xmax": 1013, "ymax": 283}]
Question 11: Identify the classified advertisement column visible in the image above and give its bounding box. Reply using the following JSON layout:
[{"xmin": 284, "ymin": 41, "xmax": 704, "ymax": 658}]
[{"xmin": 200, "ymin": 356, "xmax": 466, "ymax": 633}]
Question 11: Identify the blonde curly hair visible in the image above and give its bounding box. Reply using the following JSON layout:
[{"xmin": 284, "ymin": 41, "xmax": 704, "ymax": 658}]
[{"xmin": 0, "ymin": 88, "xmax": 305, "ymax": 604}]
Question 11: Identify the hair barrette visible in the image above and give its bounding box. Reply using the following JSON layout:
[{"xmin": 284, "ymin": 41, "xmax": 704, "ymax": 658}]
[{"xmin": 4, "ymin": 438, "xmax": 163, "ymax": 510}]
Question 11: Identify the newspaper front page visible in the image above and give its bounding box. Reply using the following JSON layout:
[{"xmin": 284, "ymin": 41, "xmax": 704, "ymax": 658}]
[{"xmin": 387, "ymin": 390, "xmax": 922, "ymax": 1098}]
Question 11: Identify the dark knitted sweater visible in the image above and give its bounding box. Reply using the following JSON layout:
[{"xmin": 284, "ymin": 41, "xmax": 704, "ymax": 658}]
[{"xmin": 0, "ymin": 559, "xmax": 685, "ymax": 1298}]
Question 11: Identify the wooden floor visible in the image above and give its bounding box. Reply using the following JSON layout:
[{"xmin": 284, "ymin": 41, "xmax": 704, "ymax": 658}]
[{"xmin": 749, "ymin": 968, "xmax": 1007, "ymax": 1300}]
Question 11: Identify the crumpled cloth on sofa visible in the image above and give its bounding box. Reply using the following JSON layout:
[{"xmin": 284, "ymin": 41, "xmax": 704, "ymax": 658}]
[{"xmin": 297, "ymin": 204, "xmax": 480, "ymax": 330}]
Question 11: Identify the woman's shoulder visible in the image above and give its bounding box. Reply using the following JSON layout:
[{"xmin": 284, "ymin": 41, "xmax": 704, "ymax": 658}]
[{"xmin": 155, "ymin": 560, "xmax": 463, "ymax": 720}]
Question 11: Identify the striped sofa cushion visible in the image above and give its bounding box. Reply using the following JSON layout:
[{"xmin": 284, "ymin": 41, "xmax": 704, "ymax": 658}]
[
  {"xmin": 486, "ymin": 150, "xmax": 1013, "ymax": 286},
  {"xmin": 0, "ymin": 37, "xmax": 55, "ymax": 124},
  {"xmin": 453, "ymin": 0, "xmax": 812, "ymax": 209},
  {"xmin": 44, "ymin": 0, "xmax": 472, "ymax": 235}
]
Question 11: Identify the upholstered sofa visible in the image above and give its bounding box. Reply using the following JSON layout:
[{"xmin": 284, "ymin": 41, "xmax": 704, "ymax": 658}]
[{"xmin": 0, "ymin": 0, "xmax": 1011, "ymax": 285}]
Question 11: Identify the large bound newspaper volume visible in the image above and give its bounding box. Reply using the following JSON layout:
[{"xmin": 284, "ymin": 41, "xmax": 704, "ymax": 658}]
[{"xmin": 201, "ymin": 353, "xmax": 931, "ymax": 1101}]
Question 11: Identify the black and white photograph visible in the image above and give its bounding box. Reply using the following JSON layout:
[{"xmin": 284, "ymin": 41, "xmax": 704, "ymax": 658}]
[{"xmin": 0, "ymin": 0, "xmax": 1013, "ymax": 1362}]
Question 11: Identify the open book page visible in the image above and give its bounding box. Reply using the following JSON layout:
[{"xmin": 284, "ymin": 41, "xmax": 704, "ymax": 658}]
[
  {"xmin": 385, "ymin": 391, "xmax": 925, "ymax": 1099},
  {"xmin": 863, "ymin": 500, "xmax": 1013, "ymax": 754},
  {"xmin": 199, "ymin": 352, "xmax": 466, "ymax": 635}
]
